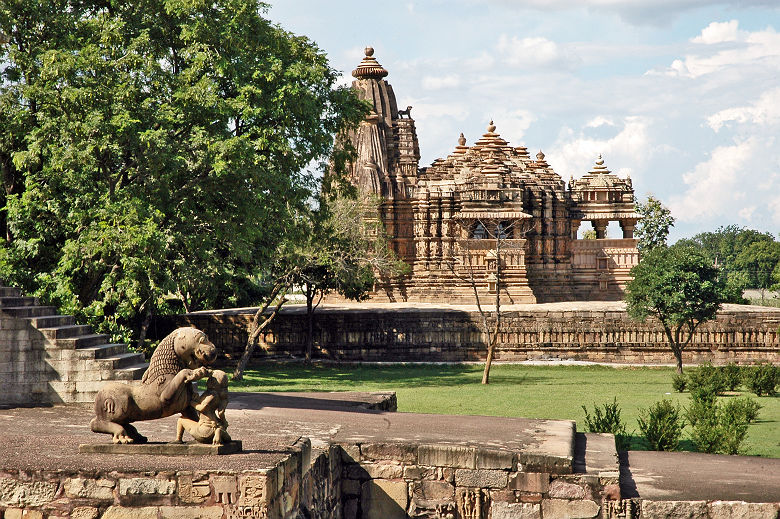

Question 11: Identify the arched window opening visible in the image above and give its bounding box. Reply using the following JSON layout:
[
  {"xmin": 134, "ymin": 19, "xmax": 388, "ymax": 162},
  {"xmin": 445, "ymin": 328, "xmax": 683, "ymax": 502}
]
[{"xmin": 472, "ymin": 221, "xmax": 488, "ymax": 239}]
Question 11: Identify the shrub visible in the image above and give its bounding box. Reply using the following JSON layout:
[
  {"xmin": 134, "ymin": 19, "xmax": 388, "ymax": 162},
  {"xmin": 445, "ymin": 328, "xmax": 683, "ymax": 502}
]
[
  {"xmin": 722, "ymin": 363, "xmax": 743, "ymax": 391},
  {"xmin": 582, "ymin": 397, "xmax": 630, "ymax": 451},
  {"xmin": 729, "ymin": 397, "xmax": 762, "ymax": 424},
  {"xmin": 687, "ymin": 392, "xmax": 755, "ymax": 455},
  {"xmin": 638, "ymin": 400, "xmax": 685, "ymax": 451},
  {"xmin": 718, "ymin": 399, "xmax": 751, "ymax": 455},
  {"xmin": 672, "ymin": 373, "xmax": 687, "ymax": 392},
  {"xmin": 687, "ymin": 362, "xmax": 727, "ymax": 396},
  {"xmin": 743, "ymin": 364, "xmax": 778, "ymax": 397}
]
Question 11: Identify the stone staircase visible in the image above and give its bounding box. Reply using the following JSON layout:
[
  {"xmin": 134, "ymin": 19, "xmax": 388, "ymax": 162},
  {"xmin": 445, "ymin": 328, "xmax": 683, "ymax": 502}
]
[{"xmin": 0, "ymin": 286, "xmax": 148, "ymax": 404}]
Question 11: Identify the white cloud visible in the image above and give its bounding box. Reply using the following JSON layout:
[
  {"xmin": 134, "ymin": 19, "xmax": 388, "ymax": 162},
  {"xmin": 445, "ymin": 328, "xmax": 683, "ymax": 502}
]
[
  {"xmin": 651, "ymin": 23, "xmax": 780, "ymax": 78},
  {"xmin": 770, "ymin": 197, "xmax": 780, "ymax": 226},
  {"xmin": 707, "ymin": 87, "xmax": 780, "ymax": 131},
  {"xmin": 585, "ymin": 116, "xmax": 616, "ymax": 128},
  {"xmin": 668, "ymin": 138, "xmax": 757, "ymax": 221},
  {"xmin": 546, "ymin": 116, "xmax": 651, "ymax": 178},
  {"xmin": 422, "ymin": 74, "xmax": 461, "ymax": 90},
  {"xmin": 494, "ymin": 110, "xmax": 537, "ymax": 143},
  {"xmin": 692, "ymin": 20, "xmax": 739, "ymax": 44},
  {"xmin": 496, "ymin": 34, "xmax": 571, "ymax": 67}
]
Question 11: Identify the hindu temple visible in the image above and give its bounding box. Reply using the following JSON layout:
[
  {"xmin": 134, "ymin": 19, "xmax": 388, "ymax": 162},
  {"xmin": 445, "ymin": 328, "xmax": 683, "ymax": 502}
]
[{"xmin": 346, "ymin": 47, "xmax": 641, "ymax": 303}]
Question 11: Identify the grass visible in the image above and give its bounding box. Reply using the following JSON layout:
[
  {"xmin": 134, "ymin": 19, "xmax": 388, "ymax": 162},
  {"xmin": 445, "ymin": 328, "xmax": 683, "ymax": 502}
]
[{"xmin": 230, "ymin": 363, "xmax": 780, "ymax": 458}]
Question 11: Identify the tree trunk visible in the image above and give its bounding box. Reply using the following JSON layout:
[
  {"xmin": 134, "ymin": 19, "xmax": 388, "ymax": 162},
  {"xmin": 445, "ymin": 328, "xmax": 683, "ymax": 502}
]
[
  {"xmin": 305, "ymin": 285, "xmax": 315, "ymax": 363},
  {"xmin": 482, "ymin": 228, "xmax": 502, "ymax": 385},
  {"xmin": 674, "ymin": 350, "xmax": 683, "ymax": 375},
  {"xmin": 135, "ymin": 302, "xmax": 152, "ymax": 355},
  {"xmin": 233, "ymin": 283, "xmax": 289, "ymax": 380}
]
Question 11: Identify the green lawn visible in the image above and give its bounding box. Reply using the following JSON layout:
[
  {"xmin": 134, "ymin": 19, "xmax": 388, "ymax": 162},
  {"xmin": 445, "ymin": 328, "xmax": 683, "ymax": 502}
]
[{"xmin": 230, "ymin": 363, "xmax": 780, "ymax": 458}]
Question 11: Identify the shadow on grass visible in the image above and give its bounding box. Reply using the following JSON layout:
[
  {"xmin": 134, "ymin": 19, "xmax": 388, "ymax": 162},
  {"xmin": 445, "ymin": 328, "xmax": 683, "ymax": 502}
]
[{"xmin": 229, "ymin": 362, "xmax": 524, "ymax": 391}]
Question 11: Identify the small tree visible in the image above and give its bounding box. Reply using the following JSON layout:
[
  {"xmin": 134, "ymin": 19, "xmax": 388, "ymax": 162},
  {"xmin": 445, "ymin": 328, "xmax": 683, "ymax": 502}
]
[
  {"xmin": 634, "ymin": 195, "xmax": 675, "ymax": 252},
  {"xmin": 625, "ymin": 245, "xmax": 727, "ymax": 374},
  {"xmin": 297, "ymin": 192, "xmax": 405, "ymax": 362}
]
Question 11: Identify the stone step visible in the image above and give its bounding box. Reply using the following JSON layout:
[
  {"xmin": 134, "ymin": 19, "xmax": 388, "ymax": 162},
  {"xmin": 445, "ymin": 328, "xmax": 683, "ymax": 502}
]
[
  {"xmin": 39, "ymin": 324, "xmax": 93, "ymax": 340},
  {"xmin": 0, "ymin": 296, "xmax": 38, "ymax": 307},
  {"xmin": 0, "ymin": 286, "xmax": 21, "ymax": 297},
  {"xmin": 26, "ymin": 314, "xmax": 77, "ymax": 328},
  {"xmin": 57, "ymin": 333, "xmax": 112, "ymax": 349},
  {"xmin": 113, "ymin": 363, "xmax": 148, "ymax": 381},
  {"xmin": 1, "ymin": 305, "xmax": 58, "ymax": 318},
  {"xmin": 92, "ymin": 352, "xmax": 146, "ymax": 371},
  {"xmin": 76, "ymin": 343, "xmax": 131, "ymax": 360}
]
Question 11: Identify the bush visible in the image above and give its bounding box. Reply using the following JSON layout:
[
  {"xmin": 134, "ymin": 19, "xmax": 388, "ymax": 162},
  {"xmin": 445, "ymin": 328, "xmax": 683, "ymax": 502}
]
[
  {"xmin": 718, "ymin": 399, "xmax": 751, "ymax": 455},
  {"xmin": 729, "ymin": 397, "xmax": 762, "ymax": 424},
  {"xmin": 687, "ymin": 391, "xmax": 754, "ymax": 455},
  {"xmin": 743, "ymin": 364, "xmax": 778, "ymax": 396},
  {"xmin": 582, "ymin": 397, "xmax": 630, "ymax": 451},
  {"xmin": 672, "ymin": 373, "xmax": 687, "ymax": 392},
  {"xmin": 722, "ymin": 363, "xmax": 743, "ymax": 391},
  {"xmin": 637, "ymin": 400, "xmax": 685, "ymax": 451},
  {"xmin": 687, "ymin": 362, "xmax": 727, "ymax": 396}
]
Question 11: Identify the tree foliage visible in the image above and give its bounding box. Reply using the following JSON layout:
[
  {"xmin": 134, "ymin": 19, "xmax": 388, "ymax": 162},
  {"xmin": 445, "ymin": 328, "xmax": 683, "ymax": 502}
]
[
  {"xmin": 0, "ymin": 0, "xmax": 366, "ymax": 346},
  {"xmin": 676, "ymin": 225, "xmax": 778, "ymax": 303},
  {"xmin": 625, "ymin": 244, "xmax": 727, "ymax": 373},
  {"xmin": 634, "ymin": 195, "xmax": 675, "ymax": 252}
]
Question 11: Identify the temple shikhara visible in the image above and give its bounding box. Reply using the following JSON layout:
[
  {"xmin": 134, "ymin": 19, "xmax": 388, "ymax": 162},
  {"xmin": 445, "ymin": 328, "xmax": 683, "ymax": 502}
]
[{"xmin": 346, "ymin": 47, "xmax": 641, "ymax": 303}]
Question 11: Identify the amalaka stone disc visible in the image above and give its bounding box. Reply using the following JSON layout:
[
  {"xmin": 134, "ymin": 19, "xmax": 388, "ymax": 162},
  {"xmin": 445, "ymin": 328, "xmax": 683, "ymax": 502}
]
[{"xmin": 78, "ymin": 440, "xmax": 242, "ymax": 456}]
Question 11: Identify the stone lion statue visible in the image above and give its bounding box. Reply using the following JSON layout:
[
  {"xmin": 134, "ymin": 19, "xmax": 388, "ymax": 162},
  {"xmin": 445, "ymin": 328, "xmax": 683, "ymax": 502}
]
[{"xmin": 90, "ymin": 327, "xmax": 217, "ymax": 444}]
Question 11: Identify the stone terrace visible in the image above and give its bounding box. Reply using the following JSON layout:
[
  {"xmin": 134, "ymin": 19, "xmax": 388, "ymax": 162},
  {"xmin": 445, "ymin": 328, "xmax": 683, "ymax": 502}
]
[{"xmin": 1, "ymin": 393, "xmax": 778, "ymax": 518}]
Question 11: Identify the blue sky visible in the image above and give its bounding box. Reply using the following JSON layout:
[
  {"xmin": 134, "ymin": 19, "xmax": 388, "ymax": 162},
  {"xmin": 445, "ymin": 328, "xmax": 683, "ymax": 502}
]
[{"xmin": 267, "ymin": 1, "xmax": 780, "ymax": 242}]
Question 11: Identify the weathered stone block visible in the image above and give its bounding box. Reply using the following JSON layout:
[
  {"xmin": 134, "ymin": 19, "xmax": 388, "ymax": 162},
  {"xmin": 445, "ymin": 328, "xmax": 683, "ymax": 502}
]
[
  {"xmin": 361, "ymin": 442, "xmax": 417, "ymax": 463},
  {"xmin": 641, "ymin": 500, "xmax": 708, "ymax": 519},
  {"xmin": 509, "ymin": 472, "xmax": 549, "ymax": 493},
  {"xmin": 118, "ymin": 478, "xmax": 176, "ymax": 496},
  {"xmin": 0, "ymin": 478, "xmax": 57, "ymax": 507},
  {"xmin": 343, "ymin": 497, "xmax": 359, "ymax": 519},
  {"xmin": 418, "ymin": 445, "xmax": 476, "ymax": 469},
  {"xmin": 360, "ymin": 462, "xmax": 404, "ymax": 480},
  {"xmin": 403, "ymin": 466, "xmax": 436, "ymax": 480},
  {"xmin": 708, "ymin": 501, "xmax": 779, "ymax": 519},
  {"xmin": 101, "ymin": 506, "xmax": 158, "ymax": 519},
  {"xmin": 491, "ymin": 502, "xmax": 541, "ymax": 519},
  {"xmin": 412, "ymin": 480, "xmax": 454, "ymax": 502},
  {"xmin": 342, "ymin": 478, "xmax": 361, "ymax": 496},
  {"xmin": 239, "ymin": 473, "xmax": 271, "ymax": 507},
  {"xmin": 542, "ymin": 498, "xmax": 600, "ymax": 519},
  {"xmin": 360, "ymin": 479, "xmax": 408, "ymax": 519},
  {"xmin": 212, "ymin": 475, "xmax": 239, "ymax": 505},
  {"xmin": 159, "ymin": 506, "xmax": 225, "ymax": 519},
  {"xmin": 70, "ymin": 507, "xmax": 99, "ymax": 519},
  {"xmin": 476, "ymin": 449, "xmax": 515, "ymax": 470},
  {"xmin": 339, "ymin": 444, "xmax": 361, "ymax": 463},
  {"xmin": 176, "ymin": 473, "xmax": 211, "ymax": 504},
  {"xmin": 548, "ymin": 479, "xmax": 586, "ymax": 499},
  {"xmin": 455, "ymin": 469, "xmax": 507, "ymax": 489},
  {"xmin": 64, "ymin": 477, "xmax": 115, "ymax": 501}
]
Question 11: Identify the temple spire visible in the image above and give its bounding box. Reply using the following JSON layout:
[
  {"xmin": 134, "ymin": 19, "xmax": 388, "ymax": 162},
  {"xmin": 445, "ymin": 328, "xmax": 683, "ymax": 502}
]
[{"xmin": 352, "ymin": 47, "xmax": 388, "ymax": 79}]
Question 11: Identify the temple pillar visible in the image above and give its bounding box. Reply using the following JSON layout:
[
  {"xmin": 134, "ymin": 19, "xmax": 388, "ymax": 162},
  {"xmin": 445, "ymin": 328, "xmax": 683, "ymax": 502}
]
[
  {"xmin": 593, "ymin": 221, "xmax": 607, "ymax": 239},
  {"xmin": 619, "ymin": 220, "xmax": 635, "ymax": 239},
  {"xmin": 570, "ymin": 219, "xmax": 581, "ymax": 240}
]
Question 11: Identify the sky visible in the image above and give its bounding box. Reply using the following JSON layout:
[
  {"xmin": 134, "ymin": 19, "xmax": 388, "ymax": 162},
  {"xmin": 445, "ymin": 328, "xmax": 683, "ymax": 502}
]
[{"xmin": 267, "ymin": 0, "xmax": 780, "ymax": 243}]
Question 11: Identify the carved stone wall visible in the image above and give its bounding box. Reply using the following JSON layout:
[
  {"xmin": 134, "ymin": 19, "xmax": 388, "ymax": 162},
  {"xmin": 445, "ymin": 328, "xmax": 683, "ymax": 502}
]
[{"xmin": 156, "ymin": 305, "xmax": 780, "ymax": 367}]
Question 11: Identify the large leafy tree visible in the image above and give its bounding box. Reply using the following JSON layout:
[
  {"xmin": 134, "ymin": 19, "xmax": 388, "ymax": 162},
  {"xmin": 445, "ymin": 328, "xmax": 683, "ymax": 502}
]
[
  {"xmin": 733, "ymin": 241, "xmax": 780, "ymax": 303},
  {"xmin": 0, "ymin": 0, "xmax": 366, "ymax": 346},
  {"xmin": 676, "ymin": 225, "xmax": 776, "ymax": 303},
  {"xmin": 625, "ymin": 244, "xmax": 727, "ymax": 374},
  {"xmin": 634, "ymin": 195, "xmax": 675, "ymax": 252}
]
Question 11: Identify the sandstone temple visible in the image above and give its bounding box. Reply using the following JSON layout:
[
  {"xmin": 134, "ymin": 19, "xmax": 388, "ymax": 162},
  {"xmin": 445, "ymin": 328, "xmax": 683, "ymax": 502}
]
[{"xmin": 345, "ymin": 47, "xmax": 641, "ymax": 303}]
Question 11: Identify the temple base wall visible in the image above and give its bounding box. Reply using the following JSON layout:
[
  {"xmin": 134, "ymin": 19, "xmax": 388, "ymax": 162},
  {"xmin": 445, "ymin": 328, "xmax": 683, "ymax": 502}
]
[{"xmin": 155, "ymin": 304, "xmax": 780, "ymax": 366}]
